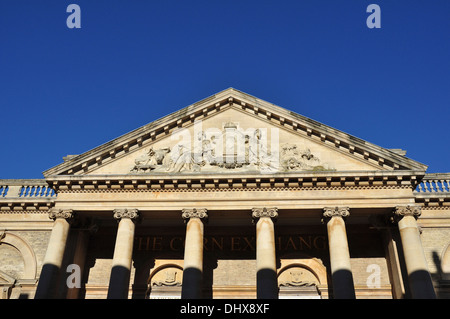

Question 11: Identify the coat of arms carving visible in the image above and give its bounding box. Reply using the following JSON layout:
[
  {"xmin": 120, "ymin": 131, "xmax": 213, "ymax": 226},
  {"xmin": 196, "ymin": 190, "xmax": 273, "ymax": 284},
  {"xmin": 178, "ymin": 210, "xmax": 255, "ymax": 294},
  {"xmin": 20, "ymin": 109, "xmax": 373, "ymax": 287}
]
[{"xmin": 130, "ymin": 122, "xmax": 334, "ymax": 174}]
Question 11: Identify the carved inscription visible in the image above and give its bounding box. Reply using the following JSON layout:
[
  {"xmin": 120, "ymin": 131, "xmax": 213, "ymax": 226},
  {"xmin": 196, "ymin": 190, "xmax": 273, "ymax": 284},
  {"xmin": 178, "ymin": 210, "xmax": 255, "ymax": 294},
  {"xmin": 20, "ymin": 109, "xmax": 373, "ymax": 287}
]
[{"xmin": 135, "ymin": 235, "xmax": 327, "ymax": 252}]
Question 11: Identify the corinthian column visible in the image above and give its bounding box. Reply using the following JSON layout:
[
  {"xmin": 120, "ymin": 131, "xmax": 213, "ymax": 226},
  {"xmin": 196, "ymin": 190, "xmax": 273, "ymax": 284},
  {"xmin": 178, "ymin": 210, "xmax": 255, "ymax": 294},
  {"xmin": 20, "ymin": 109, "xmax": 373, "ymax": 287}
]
[
  {"xmin": 393, "ymin": 205, "xmax": 436, "ymax": 299},
  {"xmin": 323, "ymin": 207, "xmax": 355, "ymax": 299},
  {"xmin": 107, "ymin": 209, "xmax": 139, "ymax": 299},
  {"xmin": 181, "ymin": 208, "xmax": 208, "ymax": 299},
  {"xmin": 35, "ymin": 209, "xmax": 74, "ymax": 299},
  {"xmin": 252, "ymin": 207, "xmax": 278, "ymax": 299}
]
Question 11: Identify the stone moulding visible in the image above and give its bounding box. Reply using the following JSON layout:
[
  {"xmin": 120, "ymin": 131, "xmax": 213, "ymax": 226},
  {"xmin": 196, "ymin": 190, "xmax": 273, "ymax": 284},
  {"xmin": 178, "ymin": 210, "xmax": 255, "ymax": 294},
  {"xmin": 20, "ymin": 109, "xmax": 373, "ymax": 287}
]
[{"xmin": 45, "ymin": 171, "xmax": 422, "ymax": 193}]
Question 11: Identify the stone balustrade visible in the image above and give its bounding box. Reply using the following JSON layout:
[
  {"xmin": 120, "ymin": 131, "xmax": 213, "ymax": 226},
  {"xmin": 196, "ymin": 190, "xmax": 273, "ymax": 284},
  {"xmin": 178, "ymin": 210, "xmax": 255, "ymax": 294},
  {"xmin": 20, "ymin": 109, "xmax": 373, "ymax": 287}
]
[
  {"xmin": 415, "ymin": 173, "xmax": 450, "ymax": 193},
  {"xmin": 0, "ymin": 179, "xmax": 56, "ymax": 198},
  {"xmin": 414, "ymin": 173, "xmax": 450, "ymax": 207}
]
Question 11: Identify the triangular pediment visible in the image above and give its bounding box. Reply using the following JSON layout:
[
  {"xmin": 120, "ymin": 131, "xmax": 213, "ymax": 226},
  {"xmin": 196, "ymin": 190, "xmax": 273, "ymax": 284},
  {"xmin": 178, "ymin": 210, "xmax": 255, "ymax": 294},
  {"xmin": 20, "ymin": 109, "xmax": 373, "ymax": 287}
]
[{"xmin": 43, "ymin": 88, "xmax": 427, "ymax": 178}]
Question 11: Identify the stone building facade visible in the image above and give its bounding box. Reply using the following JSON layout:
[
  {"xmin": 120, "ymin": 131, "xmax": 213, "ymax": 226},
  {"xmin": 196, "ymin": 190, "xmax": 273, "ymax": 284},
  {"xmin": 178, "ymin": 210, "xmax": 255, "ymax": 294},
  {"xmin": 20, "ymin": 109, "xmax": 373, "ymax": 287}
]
[{"xmin": 1, "ymin": 88, "xmax": 449, "ymax": 299}]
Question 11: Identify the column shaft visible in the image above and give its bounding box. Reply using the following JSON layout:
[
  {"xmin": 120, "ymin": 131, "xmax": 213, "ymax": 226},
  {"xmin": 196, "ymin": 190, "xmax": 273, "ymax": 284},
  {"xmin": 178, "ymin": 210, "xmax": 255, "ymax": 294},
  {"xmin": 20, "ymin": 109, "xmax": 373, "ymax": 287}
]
[
  {"xmin": 253, "ymin": 207, "xmax": 278, "ymax": 299},
  {"xmin": 66, "ymin": 229, "xmax": 90, "ymax": 299},
  {"xmin": 181, "ymin": 208, "xmax": 207, "ymax": 299},
  {"xmin": 35, "ymin": 209, "xmax": 73, "ymax": 299},
  {"xmin": 394, "ymin": 206, "xmax": 436, "ymax": 299},
  {"xmin": 107, "ymin": 209, "xmax": 139, "ymax": 299},
  {"xmin": 323, "ymin": 207, "xmax": 355, "ymax": 299}
]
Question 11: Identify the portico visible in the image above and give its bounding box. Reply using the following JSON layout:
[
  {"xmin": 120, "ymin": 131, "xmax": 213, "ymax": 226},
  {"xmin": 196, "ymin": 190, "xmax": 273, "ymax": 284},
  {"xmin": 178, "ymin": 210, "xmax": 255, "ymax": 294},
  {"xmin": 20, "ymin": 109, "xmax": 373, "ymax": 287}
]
[{"xmin": 1, "ymin": 88, "xmax": 448, "ymax": 299}]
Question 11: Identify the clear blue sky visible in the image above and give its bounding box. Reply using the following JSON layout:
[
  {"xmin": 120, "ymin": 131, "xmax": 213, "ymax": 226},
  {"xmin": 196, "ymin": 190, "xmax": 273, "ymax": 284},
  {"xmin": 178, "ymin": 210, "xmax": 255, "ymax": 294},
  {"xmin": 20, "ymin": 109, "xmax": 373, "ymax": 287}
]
[{"xmin": 1, "ymin": 1, "xmax": 449, "ymax": 179}]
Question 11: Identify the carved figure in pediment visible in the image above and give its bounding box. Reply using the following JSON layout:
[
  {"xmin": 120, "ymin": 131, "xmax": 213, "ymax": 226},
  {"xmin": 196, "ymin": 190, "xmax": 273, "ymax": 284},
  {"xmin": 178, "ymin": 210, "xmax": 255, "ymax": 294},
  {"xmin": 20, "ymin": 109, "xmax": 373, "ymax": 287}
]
[
  {"xmin": 280, "ymin": 144, "xmax": 333, "ymax": 171},
  {"xmin": 248, "ymin": 128, "xmax": 279, "ymax": 172},
  {"xmin": 130, "ymin": 125, "xmax": 334, "ymax": 174},
  {"xmin": 167, "ymin": 144, "xmax": 195, "ymax": 173},
  {"xmin": 131, "ymin": 147, "xmax": 171, "ymax": 173}
]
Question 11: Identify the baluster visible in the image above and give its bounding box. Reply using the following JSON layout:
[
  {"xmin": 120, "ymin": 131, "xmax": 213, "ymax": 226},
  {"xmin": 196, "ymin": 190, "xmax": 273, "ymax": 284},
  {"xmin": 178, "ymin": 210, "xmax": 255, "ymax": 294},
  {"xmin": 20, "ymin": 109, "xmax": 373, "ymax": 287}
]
[
  {"xmin": 429, "ymin": 180, "xmax": 436, "ymax": 192},
  {"xmin": 437, "ymin": 179, "xmax": 445, "ymax": 192},
  {"xmin": 416, "ymin": 183, "xmax": 423, "ymax": 192},
  {"xmin": 434, "ymin": 180, "xmax": 439, "ymax": 192},
  {"xmin": 445, "ymin": 180, "xmax": 450, "ymax": 192},
  {"xmin": 430, "ymin": 180, "xmax": 437, "ymax": 192},
  {"xmin": 423, "ymin": 180, "xmax": 429, "ymax": 192}
]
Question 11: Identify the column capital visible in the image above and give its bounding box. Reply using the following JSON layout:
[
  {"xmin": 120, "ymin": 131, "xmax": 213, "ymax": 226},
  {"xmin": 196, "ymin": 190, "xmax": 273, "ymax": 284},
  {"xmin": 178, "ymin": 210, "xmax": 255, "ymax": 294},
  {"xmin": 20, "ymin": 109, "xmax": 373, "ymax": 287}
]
[
  {"xmin": 182, "ymin": 208, "xmax": 208, "ymax": 223},
  {"xmin": 392, "ymin": 205, "xmax": 421, "ymax": 222},
  {"xmin": 48, "ymin": 209, "xmax": 74, "ymax": 221},
  {"xmin": 323, "ymin": 207, "xmax": 350, "ymax": 221},
  {"xmin": 113, "ymin": 209, "xmax": 140, "ymax": 222},
  {"xmin": 252, "ymin": 207, "xmax": 278, "ymax": 222}
]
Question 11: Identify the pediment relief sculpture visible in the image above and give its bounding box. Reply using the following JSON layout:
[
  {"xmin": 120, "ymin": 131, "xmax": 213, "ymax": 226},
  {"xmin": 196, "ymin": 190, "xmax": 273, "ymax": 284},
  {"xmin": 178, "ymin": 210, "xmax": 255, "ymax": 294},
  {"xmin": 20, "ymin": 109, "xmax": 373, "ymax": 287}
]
[{"xmin": 130, "ymin": 122, "xmax": 334, "ymax": 174}]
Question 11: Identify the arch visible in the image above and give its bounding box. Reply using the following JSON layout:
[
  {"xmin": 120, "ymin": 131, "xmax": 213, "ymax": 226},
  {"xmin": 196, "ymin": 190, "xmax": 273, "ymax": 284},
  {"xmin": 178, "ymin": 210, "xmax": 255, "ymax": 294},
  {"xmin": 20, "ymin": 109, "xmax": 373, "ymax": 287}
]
[
  {"xmin": 146, "ymin": 260, "xmax": 184, "ymax": 299},
  {"xmin": 278, "ymin": 255, "xmax": 327, "ymax": 285},
  {"xmin": 148, "ymin": 263, "xmax": 184, "ymax": 286},
  {"xmin": 0, "ymin": 232, "xmax": 37, "ymax": 280},
  {"xmin": 441, "ymin": 243, "xmax": 450, "ymax": 281}
]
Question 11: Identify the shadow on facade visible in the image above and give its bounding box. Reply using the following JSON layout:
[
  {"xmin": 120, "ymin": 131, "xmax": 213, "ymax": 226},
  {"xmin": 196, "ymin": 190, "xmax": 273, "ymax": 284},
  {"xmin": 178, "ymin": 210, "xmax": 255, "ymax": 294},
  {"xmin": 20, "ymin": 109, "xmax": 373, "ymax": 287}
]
[
  {"xmin": 432, "ymin": 251, "xmax": 449, "ymax": 299},
  {"xmin": 256, "ymin": 268, "xmax": 278, "ymax": 299},
  {"xmin": 329, "ymin": 269, "xmax": 355, "ymax": 299},
  {"xmin": 181, "ymin": 267, "xmax": 203, "ymax": 299},
  {"xmin": 107, "ymin": 265, "xmax": 131, "ymax": 299},
  {"xmin": 34, "ymin": 263, "xmax": 60, "ymax": 299}
]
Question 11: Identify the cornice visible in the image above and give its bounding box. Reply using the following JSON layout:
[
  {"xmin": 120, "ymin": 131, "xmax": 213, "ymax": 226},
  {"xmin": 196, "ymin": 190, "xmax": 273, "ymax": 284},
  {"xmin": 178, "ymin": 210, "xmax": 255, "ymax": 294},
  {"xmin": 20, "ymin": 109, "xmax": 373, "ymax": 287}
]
[
  {"xmin": 42, "ymin": 88, "xmax": 428, "ymax": 177},
  {"xmin": 45, "ymin": 170, "xmax": 424, "ymax": 193},
  {"xmin": 0, "ymin": 199, "xmax": 54, "ymax": 211}
]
